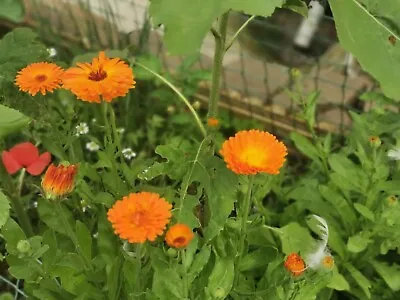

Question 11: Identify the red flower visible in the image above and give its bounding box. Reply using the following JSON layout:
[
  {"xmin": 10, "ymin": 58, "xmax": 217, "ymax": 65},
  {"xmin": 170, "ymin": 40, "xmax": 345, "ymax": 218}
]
[{"xmin": 1, "ymin": 142, "xmax": 51, "ymax": 175}]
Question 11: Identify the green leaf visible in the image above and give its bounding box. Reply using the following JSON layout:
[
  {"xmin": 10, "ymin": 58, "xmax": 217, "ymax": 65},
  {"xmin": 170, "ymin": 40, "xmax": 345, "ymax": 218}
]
[
  {"xmin": 0, "ymin": 0, "xmax": 24, "ymax": 22},
  {"xmin": 152, "ymin": 268, "xmax": 184, "ymax": 299},
  {"xmin": 344, "ymin": 263, "xmax": 371, "ymax": 299},
  {"xmin": 327, "ymin": 267, "xmax": 350, "ymax": 291},
  {"xmin": 38, "ymin": 201, "xmax": 74, "ymax": 236},
  {"xmin": 239, "ymin": 247, "xmax": 278, "ymax": 272},
  {"xmin": 92, "ymin": 191, "xmax": 115, "ymax": 208},
  {"xmin": 150, "ymin": 0, "xmax": 283, "ymax": 55},
  {"xmin": 187, "ymin": 246, "xmax": 211, "ymax": 284},
  {"xmin": 371, "ymin": 260, "xmax": 400, "ymax": 291},
  {"xmin": 206, "ymin": 255, "xmax": 235, "ymax": 299},
  {"xmin": 329, "ymin": 0, "xmax": 400, "ymax": 100},
  {"xmin": 135, "ymin": 54, "xmax": 163, "ymax": 80},
  {"xmin": 283, "ymin": 0, "xmax": 308, "ymax": 17},
  {"xmin": 318, "ymin": 185, "xmax": 357, "ymax": 230},
  {"xmin": 353, "ymin": 203, "xmax": 375, "ymax": 222},
  {"xmin": 347, "ymin": 233, "xmax": 371, "ymax": 253},
  {"xmin": 97, "ymin": 208, "xmax": 118, "ymax": 265},
  {"xmin": 0, "ymin": 191, "xmax": 10, "ymax": 229},
  {"xmin": 290, "ymin": 132, "xmax": 321, "ymax": 163},
  {"xmin": 0, "ymin": 104, "xmax": 30, "ymax": 138},
  {"xmin": 75, "ymin": 221, "xmax": 92, "ymax": 264},
  {"xmin": 1, "ymin": 218, "xmax": 25, "ymax": 255},
  {"xmin": 280, "ymin": 222, "xmax": 314, "ymax": 255}
]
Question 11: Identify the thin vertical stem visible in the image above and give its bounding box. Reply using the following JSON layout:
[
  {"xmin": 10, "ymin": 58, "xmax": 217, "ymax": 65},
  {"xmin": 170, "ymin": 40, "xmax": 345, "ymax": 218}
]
[
  {"xmin": 181, "ymin": 250, "xmax": 189, "ymax": 298},
  {"xmin": 208, "ymin": 11, "xmax": 230, "ymax": 119},
  {"xmin": 101, "ymin": 100, "xmax": 112, "ymax": 146},
  {"xmin": 135, "ymin": 243, "xmax": 142, "ymax": 293},
  {"xmin": 234, "ymin": 175, "xmax": 255, "ymax": 286}
]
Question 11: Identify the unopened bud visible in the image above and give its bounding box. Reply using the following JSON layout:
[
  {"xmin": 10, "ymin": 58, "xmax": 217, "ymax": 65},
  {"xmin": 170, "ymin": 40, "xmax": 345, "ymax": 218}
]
[
  {"xmin": 368, "ymin": 136, "xmax": 381, "ymax": 148},
  {"xmin": 212, "ymin": 287, "xmax": 225, "ymax": 299},
  {"xmin": 17, "ymin": 240, "xmax": 31, "ymax": 253},
  {"xmin": 387, "ymin": 195, "xmax": 398, "ymax": 206},
  {"xmin": 192, "ymin": 101, "xmax": 201, "ymax": 110},
  {"xmin": 166, "ymin": 248, "xmax": 178, "ymax": 258}
]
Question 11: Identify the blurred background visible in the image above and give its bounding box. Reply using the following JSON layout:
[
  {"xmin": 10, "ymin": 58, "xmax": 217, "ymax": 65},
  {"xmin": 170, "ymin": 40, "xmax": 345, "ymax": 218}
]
[{"xmin": 0, "ymin": 0, "xmax": 378, "ymax": 138}]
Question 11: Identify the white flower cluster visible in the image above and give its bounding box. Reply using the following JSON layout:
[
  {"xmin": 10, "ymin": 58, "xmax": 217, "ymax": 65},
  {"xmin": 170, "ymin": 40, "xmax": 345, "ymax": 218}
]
[
  {"xmin": 122, "ymin": 148, "xmax": 137, "ymax": 160},
  {"xmin": 75, "ymin": 122, "xmax": 89, "ymax": 136},
  {"xmin": 86, "ymin": 142, "xmax": 100, "ymax": 152}
]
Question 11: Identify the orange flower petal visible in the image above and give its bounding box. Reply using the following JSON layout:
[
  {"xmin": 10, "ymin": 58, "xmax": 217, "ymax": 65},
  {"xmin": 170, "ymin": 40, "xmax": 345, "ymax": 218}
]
[
  {"xmin": 165, "ymin": 224, "xmax": 194, "ymax": 248},
  {"xmin": 15, "ymin": 62, "xmax": 64, "ymax": 96},
  {"xmin": 107, "ymin": 192, "xmax": 172, "ymax": 244},
  {"xmin": 63, "ymin": 51, "xmax": 136, "ymax": 103},
  {"xmin": 42, "ymin": 163, "xmax": 78, "ymax": 199},
  {"xmin": 220, "ymin": 129, "xmax": 287, "ymax": 175},
  {"xmin": 284, "ymin": 253, "xmax": 305, "ymax": 277}
]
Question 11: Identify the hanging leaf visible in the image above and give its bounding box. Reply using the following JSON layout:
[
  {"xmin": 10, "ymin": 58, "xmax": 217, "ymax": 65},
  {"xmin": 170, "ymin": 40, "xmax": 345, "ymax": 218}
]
[
  {"xmin": 329, "ymin": 0, "xmax": 400, "ymax": 100},
  {"xmin": 0, "ymin": 104, "xmax": 30, "ymax": 138}
]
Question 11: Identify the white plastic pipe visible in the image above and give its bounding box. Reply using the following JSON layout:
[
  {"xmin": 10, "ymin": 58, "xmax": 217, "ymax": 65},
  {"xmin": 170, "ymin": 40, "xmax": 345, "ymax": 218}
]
[{"xmin": 294, "ymin": 1, "xmax": 325, "ymax": 48}]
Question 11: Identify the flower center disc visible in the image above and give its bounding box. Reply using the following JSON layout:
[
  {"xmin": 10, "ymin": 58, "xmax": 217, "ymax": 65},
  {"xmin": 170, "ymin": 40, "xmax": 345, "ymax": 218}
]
[
  {"xmin": 173, "ymin": 237, "xmax": 186, "ymax": 245},
  {"xmin": 88, "ymin": 69, "xmax": 107, "ymax": 81},
  {"xmin": 35, "ymin": 74, "xmax": 47, "ymax": 82}
]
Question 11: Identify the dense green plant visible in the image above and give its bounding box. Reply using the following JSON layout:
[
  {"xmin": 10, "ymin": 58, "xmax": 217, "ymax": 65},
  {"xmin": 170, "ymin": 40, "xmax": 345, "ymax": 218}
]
[{"xmin": 0, "ymin": 0, "xmax": 399, "ymax": 299}]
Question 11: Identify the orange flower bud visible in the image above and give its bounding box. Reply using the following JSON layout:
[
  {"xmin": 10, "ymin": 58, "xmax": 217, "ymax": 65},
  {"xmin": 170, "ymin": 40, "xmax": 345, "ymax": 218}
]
[
  {"xmin": 321, "ymin": 255, "xmax": 334, "ymax": 269},
  {"xmin": 42, "ymin": 163, "xmax": 78, "ymax": 199},
  {"xmin": 284, "ymin": 253, "xmax": 305, "ymax": 277},
  {"xmin": 165, "ymin": 224, "xmax": 194, "ymax": 249},
  {"xmin": 207, "ymin": 117, "xmax": 219, "ymax": 127}
]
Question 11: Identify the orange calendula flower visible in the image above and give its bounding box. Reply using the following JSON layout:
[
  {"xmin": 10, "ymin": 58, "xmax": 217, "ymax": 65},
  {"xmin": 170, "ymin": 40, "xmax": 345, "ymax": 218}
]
[
  {"xmin": 42, "ymin": 163, "xmax": 78, "ymax": 199},
  {"xmin": 107, "ymin": 192, "xmax": 172, "ymax": 244},
  {"xmin": 284, "ymin": 253, "xmax": 305, "ymax": 277},
  {"xmin": 62, "ymin": 51, "xmax": 135, "ymax": 103},
  {"xmin": 165, "ymin": 223, "xmax": 194, "ymax": 248},
  {"xmin": 220, "ymin": 129, "xmax": 287, "ymax": 175},
  {"xmin": 15, "ymin": 62, "xmax": 64, "ymax": 96},
  {"xmin": 207, "ymin": 117, "xmax": 219, "ymax": 127},
  {"xmin": 321, "ymin": 255, "xmax": 334, "ymax": 269}
]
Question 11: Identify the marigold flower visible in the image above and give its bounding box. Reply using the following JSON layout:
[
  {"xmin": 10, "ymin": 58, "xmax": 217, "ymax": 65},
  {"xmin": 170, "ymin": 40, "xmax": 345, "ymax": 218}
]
[
  {"xmin": 1, "ymin": 142, "xmax": 51, "ymax": 175},
  {"xmin": 284, "ymin": 253, "xmax": 305, "ymax": 277},
  {"xmin": 165, "ymin": 224, "xmax": 194, "ymax": 248},
  {"xmin": 15, "ymin": 62, "xmax": 64, "ymax": 96},
  {"xmin": 107, "ymin": 192, "xmax": 172, "ymax": 244},
  {"xmin": 42, "ymin": 163, "xmax": 78, "ymax": 199},
  {"xmin": 63, "ymin": 51, "xmax": 135, "ymax": 103},
  {"xmin": 207, "ymin": 117, "xmax": 219, "ymax": 127},
  {"xmin": 220, "ymin": 129, "xmax": 287, "ymax": 175}
]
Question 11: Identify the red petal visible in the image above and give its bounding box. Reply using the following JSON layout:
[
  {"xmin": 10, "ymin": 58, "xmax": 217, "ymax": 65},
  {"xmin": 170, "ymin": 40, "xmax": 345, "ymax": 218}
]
[
  {"xmin": 9, "ymin": 142, "xmax": 39, "ymax": 167},
  {"xmin": 1, "ymin": 151, "xmax": 22, "ymax": 175},
  {"xmin": 26, "ymin": 152, "xmax": 51, "ymax": 176}
]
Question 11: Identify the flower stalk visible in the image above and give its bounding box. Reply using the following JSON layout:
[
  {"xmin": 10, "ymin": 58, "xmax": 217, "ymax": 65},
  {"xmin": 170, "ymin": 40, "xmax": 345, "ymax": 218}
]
[{"xmin": 234, "ymin": 174, "xmax": 255, "ymax": 286}]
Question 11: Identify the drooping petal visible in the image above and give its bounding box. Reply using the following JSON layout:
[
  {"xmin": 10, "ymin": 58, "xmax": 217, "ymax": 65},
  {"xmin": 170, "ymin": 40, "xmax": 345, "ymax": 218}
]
[
  {"xmin": 26, "ymin": 152, "xmax": 51, "ymax": 175},
  {"xmin": 8, "ymin": 142, "xmax": 39, "ymax": 167},
  {"xmin": 1, "ymin": 151, "xmax": 22, "ymax": 175}
]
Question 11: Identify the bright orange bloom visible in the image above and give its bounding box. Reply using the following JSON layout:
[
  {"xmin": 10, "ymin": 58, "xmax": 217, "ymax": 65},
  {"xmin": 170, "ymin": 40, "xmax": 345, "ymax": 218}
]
[
  {"xmin": 165, "ymin": 224, "xmax": 194, "ymax": 248},
  {"xmin": 207, "ymin": 117, "xmax": 219, "ymax": 127},
  {"xmin": 321, "ymin": 255, "xmax": 334, "ymax": 269},
  {"xmin": 107, "ymin": 192, "xmax": 172, "ymax": 244},
  {"xmin": 62, "ymin": 51, "xmax": 135, "ymax": 103},
  {"xmin": 220, "ymin": 129, "xmax": 287, "ymax": 175},
  {"xmin": 15, "ymin": 62, "xmax": 64, "ymax": 96},
  {"xmin": 42, "ymin": 163, "xmax": 78, "ymax": 199},
  {"xmin": 284, "ymin": 253, "xmax": 305, "ymax": 277}
]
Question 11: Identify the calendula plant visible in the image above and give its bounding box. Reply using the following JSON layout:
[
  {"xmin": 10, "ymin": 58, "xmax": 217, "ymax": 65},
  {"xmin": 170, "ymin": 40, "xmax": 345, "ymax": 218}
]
[{"xmin": 0, "ymin": 0, "xmax": 400, "ymax": 299}]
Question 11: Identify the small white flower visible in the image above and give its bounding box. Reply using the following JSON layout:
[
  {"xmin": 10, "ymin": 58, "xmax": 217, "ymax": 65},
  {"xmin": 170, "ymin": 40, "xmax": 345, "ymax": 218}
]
[
  {"xmin": 47, "ymin": 47, "xmax": 57, "ymax": 58},
  {"xmin": 122, "ymin": 148, "xmax": 137, "ymax": 160},
  {"xmin": 117, "ymin": 128, "xmax": 125, "ymax": 135},
  {"xmin": 93, "ymin": 232, "xmax": 99, "ymax": 239},
  {"xmin": 86, "ymin": 142, "xmax": 100, "ymax": 152},
  {"xmin": 305, "ymin": 215, "xmax": 334, "ymax": 270},
  {"xmin": 33, "ymin": 201, "xmax": 38, "ymax": 208},
  {"xmin": 92, "ymin": 118, "xmax": 97, "ymax": 123},
  {"xmin": 75, "ymin": 122, "xmax": 89, "ymax": 136},
  {"xmin": 388, "ymin": 148, "xmax": 400, "ymax": 160}
]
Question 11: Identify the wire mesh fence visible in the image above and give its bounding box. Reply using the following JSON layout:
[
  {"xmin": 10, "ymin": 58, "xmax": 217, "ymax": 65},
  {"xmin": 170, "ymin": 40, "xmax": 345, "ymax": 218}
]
[{"xmin": 15, "ymin": 0, "xmax": 378, "ymax": 136}]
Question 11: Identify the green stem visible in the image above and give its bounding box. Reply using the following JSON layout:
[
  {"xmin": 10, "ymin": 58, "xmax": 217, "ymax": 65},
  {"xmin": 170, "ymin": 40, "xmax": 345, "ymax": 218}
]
[
  {"xmin": 55, "ymin": 201, "xmax": 92, "ymax": 270},
  {"xmin": 208, "ymin": 11, "xmax": 229, "ymax": 119},
  {"xmin": 135, "ymin": 243, "xmax": 142, "ymax": 293},
  {"xmin": 234, "ymin": 175, "xmax": 255, "ymax": 286},
  {"xmin": 108, "ymin": 103, "xmax": 122, "ymax": 158},
  {"xmin": 7, "ymin": 169, "xmax": 34, "ymax": 237},
  {"xmin": 225, "ymin": 15, "xmax": 255, "ymax": 52},
  {"xmin": 101, "ymin": 100, "xmax": 112, "ymax": 146},
  {"xmin": 181, "ymin": 250, "xmax": 189, "ymax": 298},
  {"xmin": 134, "ymin": 61, "xmax": 206, "ymax": 137}
]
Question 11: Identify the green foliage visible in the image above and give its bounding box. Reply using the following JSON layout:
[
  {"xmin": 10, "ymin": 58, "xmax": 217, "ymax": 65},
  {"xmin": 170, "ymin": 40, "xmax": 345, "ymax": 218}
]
[
  {"xmin": 0, "ymin": 104, "xmax": 30, "ymax": 138},
  {"xmin": 330, "ymin": 0, "xmax": 400, "ymax": 100},
  {"xmin": 0, "ymin": 0, "xmax": 24, "ymax": 22},
  {"xmin": 0, "ymin": 191, "xmax": 10, "ymax": 228}
]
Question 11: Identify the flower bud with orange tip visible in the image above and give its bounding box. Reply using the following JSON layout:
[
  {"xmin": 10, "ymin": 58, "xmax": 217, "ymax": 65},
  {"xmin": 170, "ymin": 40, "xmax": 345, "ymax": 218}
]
[
  {"xmin": 321, "ymin": 255, "xmax": 334, "ymax": 270},
  {"xmin": 284, "ymin": 253, "xmax": 305, "ymax": 277},
  {"xmin": 165, "ymin": 223, "xmax": 194, "ymax": 249},
  {"xmin": 207, "ymin": 117, "xmax": 219, "ymax": 128},
  {"xmin": 220, "ymin": 129, "xmax": 287, "ymax": 175},
  {"xmin": 42, "ymin": 163, "xmax": 78, "ymax": 199}
]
